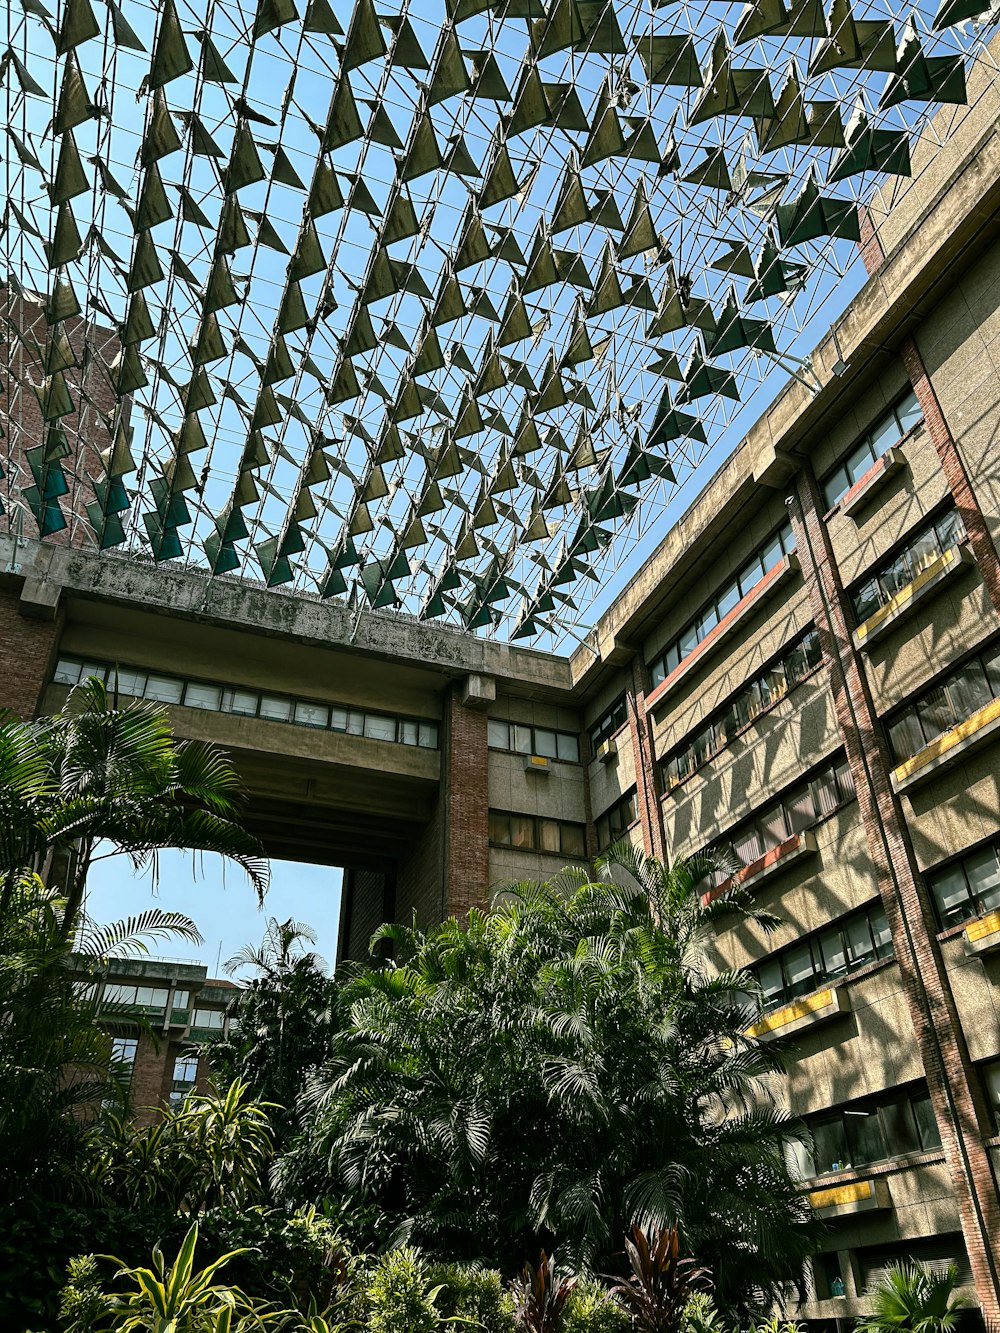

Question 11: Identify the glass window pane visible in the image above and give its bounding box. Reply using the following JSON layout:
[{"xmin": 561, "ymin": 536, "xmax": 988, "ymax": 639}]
[
  {"xmin": 698, "ymin": 606, "xmax": 719, "ymax": 641},
  {"xmin": 510, "ymin": 815, "xmax": 535, "ymax": 849},
  {"xmin": 79, "ymin": 661, "xmax": 109, "ymax": 684},
  {"xmin": 222, "ymin": 688, "xmax": 258, "ymax": 717},
  {"xmin": 982, "ymin": 640, "xmax": 1000, "ymax": 698},
  {"xmin": 172, "ymin": 990, "xmax": 190, "ymax": 1010},
  {"xmin": 259, "ymin": 695, "xmax": 292, "ymax": 723},
  {"xmin": 908, "ymin": 527, "xmax": 942, "ymax": 580},
  {"xmin": 758, "ymin": 960, "xmax": 783, "ymax": 1007},
  {"xmin": 895, "ymin": 391, "xmax": 922, "ymax": 433},
  {"xmin": 844, "ymin": 914, "xmax": 876, "ymax": 969},
  {"xmin": 109, "ymin": 667, "xmax": 147, "ymax": 697},
  {"xmin": 418, "ymin": 723, "xmax": 438, "ymax": 749},
  {"xmin": 883, "ymin": 551, "xmax": 914, "ymax": 597},
  {"xmin": 556, "ymin": 732, "xmax": 580, "ymax": 763},
  {"xmin": 397, "ymin": 720, "xmax": 417, "ymax": 746},
  {"xmin": 812, "ymin": 767, "xmax": 839, "ymax": 818},
  {"xmin": 847, "ymin": 440, "xmax": 876, "ymax": 485},
  {"xmin": 871, "ymin": 907, "xmax": 893, "ymax": 958},
  {"xmin": 53, "ymin": 659, "xmax": 82, "ymax": 685},
  {"xmin": 663, "ymin": 756, "xmax": 682, "ymax": 790},
  {"xmin": 888, "ymin": 710, "xmax": 926, "ymax": 762},
  {"xmin": 835, "ymin": 759, "xmax": 856, "ymax": 804},
  {"xmin": 538, "ymin": 819, "xmax": 561, "ymax": 853},
  {"xmin": 783, "ymin": 942, "xmax": 817, "ymax": 996},
  {"xmin": 949, "ymin": 661, "xmax": 992, "ymax": 721},
  {"xmin": 716, "ymin": 581, "xmax": 740, "ymax": 619},
  {"xmin": 966, "ymin": 847, "xmax": 1000, "ymax": 914},
  {"xmin": 296, "ymin": 701, "xmax": 330, "ymax": 729},
  {"xmin": 912, "ymin": 1093, "xmax": 942, "ymax": 1151},
  {"xmin": 879, "ymin": 1097, "xmax": 921, "ymax": 1157},
  {"xmin": 738, "ymin": 558, "xmax": 763, "ymax": 596},
  {"xmin": 665, "ymin": 644, "xmax": 681, "ymax": 675},
  {"xmin": 824, "ymin": 466, "xmax": 850, "ymax": 510},
  {"xmin": 489, "ymin": 812, "xmax": 510, "ymax": 845},
  {"xmin": 185, "ymin": 683, "xmax": 222, "ymax": 712},
  {"xmin": 679, "ymin": 624, "xmax": 699, "ymax": 658},
  {"xmin": 812, "ymin": 1117, "xmax": 850, "ymax": 1174},
  {"xmin": 869, "ymin": 413, "xmax": 901, "ymax": 461},
  {"xmin": 534, "ymin": 728, "xmax": 559, "ymax": 759},
  {"xmin": 346, "ymin": 711, "xmax": 364, "ymax": 736},
  {"xmin": 916, "ymin": 686, "xmax": 955, "ymax": 745},
  {"xmin": 760, "ymin": 534, "xmax": 784, "ymax": 572},
  {"xmin": 561, "ymin": 824, "xmax": 585, "ymax": 858},
  {"xmin": 819, "ymin": 926, "xmax": 848, "ymax": 977},
  {"xmin": 144, "ymin": 675, "xmax": 183, "ymax": 704},
  {"xmin": 930, "ymin": 865, "xmax": 972, "ymax": 926},
  {"xmin": 488, "ymin": 719, "xmax": 509, "ymax": 749},
  {"xmin": 363, "ymin": 713, "xmax": 396, "ymax": 742},
  {"xmin": 982, "ymin": 1064, "xmax": 1000, "ymax": 1132},
  {"xmin": 844, "ymin": 1105, "xmax": 885, "ymax": 1166},
  {"xmin": 511, "ymin": 724, "xmax": 532, "ymax": 754},
  {"xmin": 733, "ymin": 826, "xmax": 764, "ymax": 866},
  {"xmin": 935, "ymin": 508, "xmax": 965, "ymax": 551},
  {"xmin": 649, "ymin": 659, "xmax": 666, "ymax": 688},
  {"xmin": 854, "ymin": 579, "xmax": 883, "ymax": 624},
  {"xmin": 785, "ymin": 785, "xmax": 815, "ymax": 836}
]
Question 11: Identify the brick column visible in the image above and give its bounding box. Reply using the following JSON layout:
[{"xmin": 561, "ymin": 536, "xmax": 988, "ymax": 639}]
[
  {"xmin": 579, "ymin": 730, "xmax": 600, "ymax": 863},
  {"xmin": 857, "ymin": 203, "xmax": 886, "ymax": 277},
  {"xmin": 626, "ymin": 656, "xmax": 666, "ymax": 861},
  {"xmin": 899, "ymin": 336, "xmax": 1000, "ymax": 616},
  {"xmin": 441, "ymin": 677, "xmax": 491, "ymax": 919},
  {"xmin": 789, "ymin": 468, "xmax": 1000, "ymax": 1321},
  {"xmin": 0, "ymin": 581, "xmax": 64, "ymax": 719}
]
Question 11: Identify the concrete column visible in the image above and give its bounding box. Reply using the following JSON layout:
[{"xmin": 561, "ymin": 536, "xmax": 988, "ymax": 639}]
[{"xmin": 789, "ymin": 465, "xmax": 1000, "ymax": 1323}]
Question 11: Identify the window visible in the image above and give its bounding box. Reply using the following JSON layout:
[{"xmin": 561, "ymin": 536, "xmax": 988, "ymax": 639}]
[
  {"xmin": 589, "ymin": 696, "xmax": 629, "ymax": 750},
  {"xmin": 170, "ymin": 1053, "xmax": 200, "ymax": 1105},
  {"xmin": 191, "ymin": 1008, "xmax": 225, "ymax": 1030},
  {"xmin": 662, "ymin": 628, "xmax": 822, "ymax": 790},
  {"xmin": 927, "ymin": 840, "xmax": 1000, "ymax": 928},
  {"xmin": 751, "ymin": 902, "xmax": 892, "ymax": 1012},
  {"xmin": 489, "ymin": 720, "xmax": 581, "ymax": 763},
  {"xmin": 706, "ymin": 754, "xmax": 855, "ymax": 885},
  {"xmin": 103, "ymin": 984, "xmax": 169, "ymax": 1011},
  {"xmin": 110, "ymin": 1036, "xmax": 138, "ymax": 1080},
  {"xmin": 981, "ymin": 1061, "xmax": 1000, "ymax": 1133},
  {"xmin": 649, "ymin": 521, "xmax": 796, "ymax": 687},
  {"xmin": 851, "ymin": 507, "xmax": 967, "ymax": 625},
  {"xmin": 50, "ymin": 658, "xmax": 441, "ymax": 750},
  {"xmin": 821, "ymin": 390, "xmax": 922, "ymax": 509},
  {"xmin": 887, "ymin": 639, "xmax": 1000, "ymax": 763},
  {"xmin": 595, "ymin": 789, "xmax": 639, "ymax": 850},
  {"xmin": 488, "ymin": 810, "xmax": 587, "ymax": 858},
  {"xmin": 803, "ymin": 1084, "xmax": 941, "ymax": 1177}
]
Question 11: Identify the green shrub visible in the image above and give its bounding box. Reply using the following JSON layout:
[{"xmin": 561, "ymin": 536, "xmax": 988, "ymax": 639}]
[
  {"xmin": 563, "ymin": 1282, "xmax": 630, "ymax": 1333},
  {"xmin": 367, "ymin": 1247, "xmax": 446, "ymax": 1333},
  {"xmin": 57, "ymin": 1255, "xmax": 110, "ymax": 1331},
  {"xmin": 430, "ymin": 1261, "xmax": 516, "ymax": 1333}
]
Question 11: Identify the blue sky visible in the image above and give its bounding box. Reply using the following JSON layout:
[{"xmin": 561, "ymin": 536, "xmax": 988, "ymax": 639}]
[{"xmin": 85, "ymin": 847, "xmax": 343, "ymax": 978}]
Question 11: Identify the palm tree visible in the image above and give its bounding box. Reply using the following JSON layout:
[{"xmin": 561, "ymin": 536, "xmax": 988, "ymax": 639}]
[
  {"xmin": 857, "ymin": 1262, "xmax": 966, "ymax": 1333},
  {"xmin": 0, "ymin": 676, "xmax": 269, "ymax": 936},
  {"xmin": 282, "ymin": 844, "xmax": 814, "ymax": 1311}
]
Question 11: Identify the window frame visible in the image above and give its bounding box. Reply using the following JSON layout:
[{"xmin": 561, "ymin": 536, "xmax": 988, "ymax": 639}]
[
  {"xmin": 588, "ymin": 696, "xmax": 629, "ymax": 751},
  {"xmin": 487, "ymin": 809, "xmax": 587, "ymax": 858},
  {"xmin": 885, "ymin": 639, "xmax": 1000, "ymax": 763},
  {"xmin": 820, "ymin": 389, "xmax": 922, "ymax": 512},
  {"xmin": 752, "ymin": 902, "xmax": 893, "ymax": 1013},
  {"xmin": 595, "ymin": 789, "xmax": 639, "ymax": 851},
  {"xmin": 849, "ymin": 506, "xmax": 967, "ymax": 625},
  {"xmin": 488, "ymin": 719, "xmax": 581, "ymax": 764}
]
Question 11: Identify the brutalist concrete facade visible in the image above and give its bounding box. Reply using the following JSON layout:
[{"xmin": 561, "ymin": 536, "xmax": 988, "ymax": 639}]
[{"xmin": 5, "ymin": 55, "xmax": 1000, "ymax": 1328}]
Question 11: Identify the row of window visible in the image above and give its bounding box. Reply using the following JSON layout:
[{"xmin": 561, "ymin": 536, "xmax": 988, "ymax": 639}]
[
  {"xmin": 821, "ymin": 390, "xmax": 922, "ymax": 511},
  {"xmin": 589, "ymin": 696, "xmax": 628, "ymax": 751},
  {"xmin": 488, "ymin": 810, "xmax": 586, "ymax": 858},
  {"xmin": 649, "ymin": 521, "xmax": 796, "ymax": 688},
  {"xmin": 753, "ymin": 902, "xmax": 893, "ymax": 1013},
  {"xmin": 596, "ymin": 788, "xmax": 639, "ymax": 850},
  {"xmin": 487, "ymin": 719, "xmax": 581, "ymax": 763},
  {"xmin": 108, "ymin": 1039, "xmax": 201, "ymax": 1107},
  {"xmin": 53, "ymin": 657, "xmax": 440, "ymax": 750},
  {"xmin": 100, "ymin": 983, "xmax": 225, "ymax": 1032},
  {"xmin": 927, "ymin": 838, "xmax": 1000, "ymax": 929},
  {"xmin": 887, "ymin": 639, "xmax": 1000, "ymax": 764},
  {"xmin": 794, "ymin": 1083, "xmax": 941, "ymax": 1179},
  {"xmin": 851, "ymin": 507, "xmax": 966, "ymax": 626},
  {"xmin": 708, "ymin": 755, "xmax": 855, "ymax": 884},
  {"xmin": 662, "ymin": 628, "xmax": 823, "ymax": 791}
]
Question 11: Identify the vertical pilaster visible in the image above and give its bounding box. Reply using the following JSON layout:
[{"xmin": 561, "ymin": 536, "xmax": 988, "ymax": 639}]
[
  {"xmin": 578, "ymin": 730, "xmax": 600, "ymax": 863},
  {"xmin": 626, "ymin": 655, "xmax": 666, "ymax": 861},
  {"xmin": 0, "ymin": 580, "xmax": 64, "ymax": 719},
  {"xmin": 790, "ymin": 467, "xmax": 1000, "ymax": 1322},
  {"xmin": 442, "ymin": 676, "xmax": 491, "ymax": 918}
]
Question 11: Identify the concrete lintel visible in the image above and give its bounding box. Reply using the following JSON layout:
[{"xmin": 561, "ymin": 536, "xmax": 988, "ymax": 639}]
[
  {"xmin": 19, "ymin": 576, "xmax": 61, "ymax": 621},
  {"xmin": 460, "ymin": 673, "xmax": 497, "ymax": 710}
]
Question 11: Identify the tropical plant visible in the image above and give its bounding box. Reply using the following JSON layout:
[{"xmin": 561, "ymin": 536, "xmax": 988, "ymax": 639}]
[
  {"xmin": 856, "ymin": 1262, "xmax": 966, "ymax": 1333},
  {"xmin": 0, "ymin": 679, "xmax": 269, "ymax": 938},
  {"xmin": 61, "ymin": 1222, "xmax": 276, "ymax": 1332},
  {"xmin": 211, "ymin": 918, "xmax": 341, "ymax": 1147},
  {"xmin": 513, "ymin": 1252, "xmax": 577, "ymax": 1333},
  {"xmin": 562, "ymin": 1283, "xmax": 629, "ymax": 1333},
  {"xmin": 430, "ymin": 1262, "xmax": 517, "ymax": 1333},
  {"xmin": 609, "ymin": 1226, "xmax": 710, "ymax": 1333},
  {"xmin": 0, "ymin": 870, "xmax": 201, "ymax": 1210},
  {"xmin": 365, "ymin": 1247, "xmax": 451, "ymax": 1333},
  {"xmin": 282, "ymin": 845, "xmax": 814, "ymax": 1309}
]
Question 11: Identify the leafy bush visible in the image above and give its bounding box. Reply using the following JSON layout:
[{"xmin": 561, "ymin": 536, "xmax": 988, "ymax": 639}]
[
  {"xmin": 430, "ymin": 1261, "xmax": 516, "ymax": 1333},
  {"xmin": 562, "ymin": 1283, "xmax": 630, "ymax": 1333},
  {"xmin": 366, "ymin": 1247, "xmax": 448, "ymax": 1333}
]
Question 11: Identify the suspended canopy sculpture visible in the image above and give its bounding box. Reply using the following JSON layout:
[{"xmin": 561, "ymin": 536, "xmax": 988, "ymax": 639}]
[{"xmin": 0, "ymin": 0, "xmax": 993, "ymax": 645}]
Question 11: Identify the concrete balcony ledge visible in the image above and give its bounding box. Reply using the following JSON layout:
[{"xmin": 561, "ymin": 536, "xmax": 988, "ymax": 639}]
[
  {"xmin": 808, "ymin": 1176, "xmax": 891, "ymax": 1219},
  {"xmin": 891, "ymin": 694, "xmax": 1000, "ymax": 793},
  {"xmin": 963, "ymin": 909, "xmax": 1000, "ymax": 956},
  {"xmin": 702, "ymin": 830, "xmax": 818, "ymax": 904},
  {"xmin": 839, "ymin": 446, "xmax": 909, "ymax": 520},
  {"xmin": 746, "ymin": 984, "xmax": 851, "ymax": 1042},
  {"xmin": 852, "ymin": 543, "xmax": 975, "ymax": 651},
  {"xmin": 647, "ymin": 555, "xmax": 799, "ymax": 714}
]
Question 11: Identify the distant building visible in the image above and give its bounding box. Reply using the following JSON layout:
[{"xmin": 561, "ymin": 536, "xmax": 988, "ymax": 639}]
[{"xmin": 88, "ymin": 955, "xmax": 239, "ymax": 1124}]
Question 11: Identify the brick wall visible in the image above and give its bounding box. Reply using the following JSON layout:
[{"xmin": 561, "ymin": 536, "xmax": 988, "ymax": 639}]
[
  {"xmin": 627, "ymin": 655, "xmax": 666, "ymax": 860},
  {"xmin": 395, "ymin": 799, "xmax": 446, "ymax": 931},
  {"xmin": 790, "ymin": 465, "xmax": 1000, "ymax": 1322},
  {"xmin": 0, "ymin": 583, "xmax": 64, "ymax": 718},
  {"xmin": 442, "ymin": 684, "xmax": 490, "ymax": 918},
  {"xmin": 340, "ymin": 867, "xmax": 395, "ymax": 962}
]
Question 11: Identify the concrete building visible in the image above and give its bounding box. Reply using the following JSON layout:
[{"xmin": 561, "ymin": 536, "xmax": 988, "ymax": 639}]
[
  {"xmin": 85, "ymin": 955, "xmax": 238, "ymax": 1123},
  {"xmin": 5, "ymin": 44, "xmax": 1000, "ymax": 1333}
]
